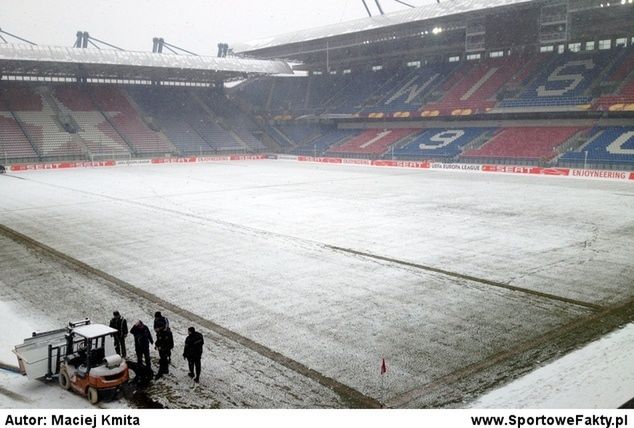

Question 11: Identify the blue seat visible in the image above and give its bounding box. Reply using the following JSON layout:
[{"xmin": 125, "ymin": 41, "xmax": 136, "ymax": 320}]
[
  {"xmin": 560, "ymin": 127, "xmax": 634, "ymax": 165},
  {"xmin": 393, "ymin": 128, "xmax": 494, "ymax": 158}
]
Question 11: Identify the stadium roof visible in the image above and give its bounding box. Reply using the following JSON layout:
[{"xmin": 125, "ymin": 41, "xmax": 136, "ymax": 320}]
[
  {"xmin": 0, "ymin": 43, "xmax": 292, "ymax": 83},
  {"xmin": 237, "ymin": 0, "xmax": 533, "ymax": 53}
]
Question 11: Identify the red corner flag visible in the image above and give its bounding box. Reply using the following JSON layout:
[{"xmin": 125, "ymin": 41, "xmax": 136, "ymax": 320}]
[{"xmin": 380, "ymin": 358, "xmax": 387, "ymax": 375}]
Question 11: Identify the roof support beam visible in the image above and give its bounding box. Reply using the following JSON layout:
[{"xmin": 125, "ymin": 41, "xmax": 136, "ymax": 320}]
[
  {"xmin": 374, "ymin": 0, "xmax": 385, "ymax": 15},
  {"xmin": 0, "ymin": 28, "xmax": 37, "ymax": 45},
  {"xmin": 392, "ymin": 0, "xmax": 415, "ymax": 8},
  {"xmin": 361, "ymin": 0, "xmax": 373, "ymax": 17}
]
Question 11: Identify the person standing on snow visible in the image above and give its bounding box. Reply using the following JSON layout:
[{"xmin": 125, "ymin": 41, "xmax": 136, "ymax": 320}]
[
  {"xmin": 109, "ymin": 311, "xmax": 128, "ymax": 358},
  {"xmin": 154, "ymin": 311, "xmax": 170, "ymax": 333},
  {"xmin": 183, "ymin": 327, "xmax": 204, "ymax": 383},
  {"xmin": 130, "ymin": 320, "xmax": 154, "ymax": 374},
  {"xmin": 154, "ymin": 324, "xmax": 174, "ymax": 379}
]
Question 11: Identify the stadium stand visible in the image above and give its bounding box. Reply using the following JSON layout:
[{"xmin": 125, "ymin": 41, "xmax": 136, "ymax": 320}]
[
  {"xmin": 268, "ymin": 77, "xmax": 310, "ymax": 114},
  {"xmin": 393, "ymin": 128, "xmax": 494, "ymax": 159},
  {"xmin": 273, "ymin": 124, "xmax": 322, "ymax": 146},
  {"xmin": 368, "ymin": 63, "xmax": 453, "ymax": 114},
  {"xmin": 201, "ymin": 91, "xmax": 265, "ymax": 151},
  {"xmin": 53, "ymin": 86, "xmax": 132, "ymax": 156},
  {"xmin": 235, "ymin": 78, "xmax": 274, "ymax": 111},
  {"xmin": 128, "ymin": 87, "xmax": 212, "ymax": 155},
  {"xmin": 1, "ymin": 85, "xmax": 84, "ymax": 158},
  {"xmin": 423, "ymin": 57, "xmax": 523, "ymax": 115},
  {"xmin": 560, "ymin": 127, "xmax": 634, "ymax": 167},
  {"xmin": 293, "ymin": 128, "xmax": 359, "ymax": 156},
  {"xmin": 91, "ymin": 86, "xmax": 174, "ymax": 155},
  {"xmin": 594, "ymin": 48, "xmax": 634, "ymax": 111},
  {"xmin": 499, "ymin": 51, "xmax": 611, "ymax": 109},
  {"xmin": 461, "ymin": 127, "xmax": 584, "ymax": 161},
  {"xmin": 0, "ymin": 112, "xmax": 38, "ymax": 160},
  {"xmin": 327, "ymin": 128, "xmax": 416, "ymax": 157},
  {"xmin": 320, "ymin": 69, "xmax": 397, "ymax": 114}
]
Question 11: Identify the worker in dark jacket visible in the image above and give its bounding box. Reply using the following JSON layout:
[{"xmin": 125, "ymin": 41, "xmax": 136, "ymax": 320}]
[
  {"xmin": 183, "ymin": 327, "xmax": 204, "ymax": 383},
  {"xmin": 130, "ymin": 320, "xmax": 154, "ymax": 373},
  {"xmin": 153, "ymin": 311, "xmax": 170, "ymax": 333},
  {"xmin": 109, "ymin": 311, "xmax": 128, "ymax": 358},
  {"xmin": 154, "ymin": 327, "xmax": 174, "ymax": 379}
]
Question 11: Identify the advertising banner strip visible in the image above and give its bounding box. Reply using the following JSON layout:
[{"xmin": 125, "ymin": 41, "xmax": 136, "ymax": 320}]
[
  {"xmin": 430, "ymin": 163, "xmax": 482, "ymax": 172},
  {"xmin": 116, "ymin": 159, "xmax": 152, "ymax": 166},
  {"xmin": 371, "ymin": 160, "xmax": 430, "ymax": 169},
  {"xmin": 151, "ymin": 156, "xmax": 197, "ymax": 164},
  {"xmin": 8, "ymin": 155, "xmax": 269, "ymax": 172},
  {"xmin": 10, "ymin": 160, "xmax": 116, "ymax": 172},
  {"xmin": 6, "ymin": 155, "xmax": 632, "ymax": 183},
  {"xmin": 482, "ymin": 165, "xmax": 571, "ymax": 176},
  {"xmin": 570, "ymin": 169, "xmax": 630, "ymax": 180}
]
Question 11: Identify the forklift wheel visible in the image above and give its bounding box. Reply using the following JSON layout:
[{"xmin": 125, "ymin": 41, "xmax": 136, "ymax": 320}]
[
  {"xmin": 59, "ymin": 371, "xmax": 71, "ymax": 390},
  {"xmin": 87, "ymin": 387, "xmax": 99, "ymax": 405}
]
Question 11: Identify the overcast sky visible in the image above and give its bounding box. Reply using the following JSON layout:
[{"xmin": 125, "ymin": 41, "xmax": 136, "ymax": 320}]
[{"xmin": 4, "ymin": 0, "xmax": 439, "ymax": 56}]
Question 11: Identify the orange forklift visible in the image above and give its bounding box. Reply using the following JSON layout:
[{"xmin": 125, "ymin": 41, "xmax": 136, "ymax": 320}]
[{"xmin": 14, "ymin": 319, "xmax": 129, "ymax": 404}]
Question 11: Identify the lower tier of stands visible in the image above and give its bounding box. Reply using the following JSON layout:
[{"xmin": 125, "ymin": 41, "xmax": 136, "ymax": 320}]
[
  {"xmin": 327, "ymin": 128, "xmax": 416, "ymax": 156},
  {"xmin": 393, "ymin": 128, "xmax": 494, "ymax": 159},
  {"xmin": 461, "ymin": 127, "xmax": 583, "ymax": 161},
  {"xmin": 560, "ymin": 127, "xmax": 634, "ymax": 167}
]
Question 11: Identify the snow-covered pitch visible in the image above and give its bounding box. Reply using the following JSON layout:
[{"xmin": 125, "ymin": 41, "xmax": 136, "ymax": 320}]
[{"xmin": 1, "ymin": 160, "xmax": 633, "ymax": 408}]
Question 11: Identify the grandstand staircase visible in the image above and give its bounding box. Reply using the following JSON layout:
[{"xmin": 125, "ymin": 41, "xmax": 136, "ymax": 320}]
[
  {"xmin": 587, "ymin": 55, "xmax": 624, "ymax": 98},
  {"xmin": 502, "ymin": 54, "xmax": 560, "ymax": 102},
  {"xmin": 461, "ymin": 129, "xmax": 498, "ymax": 152},
  {"xmin": 88, "ymin": 90, "xmax": 138, "ymax": 156},
  {"xmin": 27, "ymin": 89, "xmax": 86, "ymax": 158},
  {"xmin": 362, "ymin": 69, "xmax": 414, "ymax": 110},
  {"xmin": 421, "ymin": 65, "xmax": 465, "ymax": 106},
  {"xmin": 265, "ymin": 79, "xmax": 276, "ymax": 111},
  {"xmin": 40, "ymin": 89, "xmax": 81, "ymax": 135},
  {"xmin": 570, "ymin": 129, "xmax": 603, "ymax": 155},
  {"xmin": 223, "ymin": 95, "xmax": 272, "ymax": 151},
  {"xmin": 320, "ymin": 73, "xmax": 367, "ymax": 112},
  {"xmin": 555, "ymin": 129, "xmax": 592, "ymax": 156},
  {"xmin": 304, "ymin": 79, "xmax": 313, "ymax": 110},
  {"xmin": 120, "ymin": 89, "xmax": 175, "ymax": 153},
  {"xmin": 389, "ymin": 131, "xmax": 419, "ymax": 152},
  {"xmin": 378, "ymin": 131, "xmax": 418, "ymax": 158},
  {"xmin": 0, "ymin": 96, "xmax": 41, "ymax": 160},
  {"xmin": 614, "ymin": 69, "xmax": 634, "ymax": 96},
  {"xmin": 270, "ymin": 126, "xmax": 296, "ymax": 148},
  {"xmin": 190, "ymin": 92, "xmax": 249, "ymax": 151}
]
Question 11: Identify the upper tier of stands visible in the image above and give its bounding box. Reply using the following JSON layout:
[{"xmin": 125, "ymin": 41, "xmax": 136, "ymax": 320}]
[
  {"xmin": 594, "ymin": 48, "xmax": 634, "ymax": 111},
  {"xmin": 499, "ymin": 51, "xmax": 611, "ymax": 109},
  {"xmin": 423, "ymin": 57, "xmax": 524, "ymax": 115},
  {"xmin": 236, "ymin": 48, "xmax": 634, "ymax": 116}
]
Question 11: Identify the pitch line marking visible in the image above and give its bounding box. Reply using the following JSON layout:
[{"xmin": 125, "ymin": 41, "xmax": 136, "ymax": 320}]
[{"xmin": 326, "ymin": 245, "xmax": 604, "ymax": 311}]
